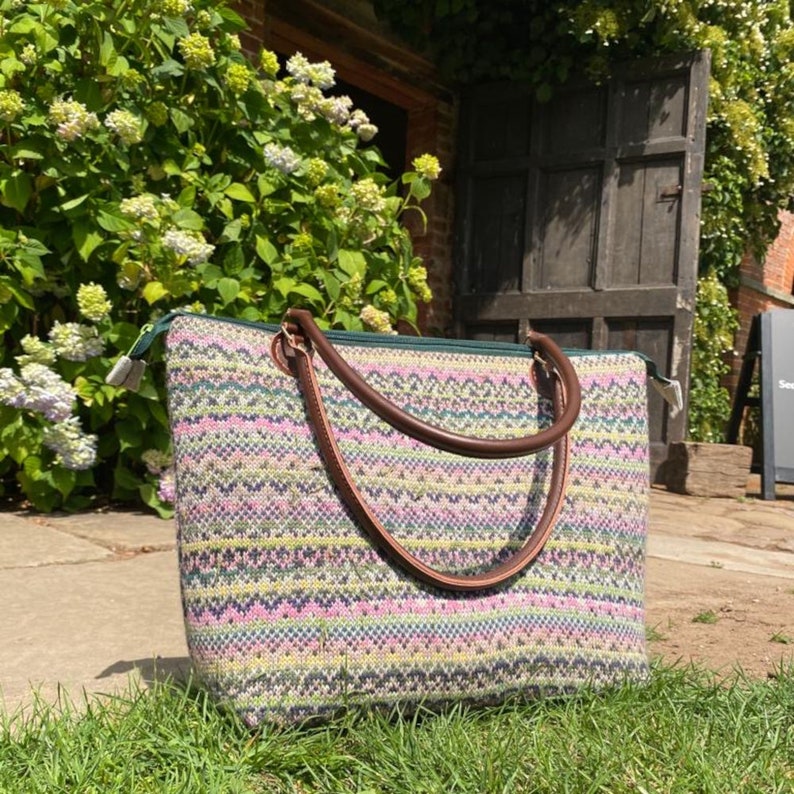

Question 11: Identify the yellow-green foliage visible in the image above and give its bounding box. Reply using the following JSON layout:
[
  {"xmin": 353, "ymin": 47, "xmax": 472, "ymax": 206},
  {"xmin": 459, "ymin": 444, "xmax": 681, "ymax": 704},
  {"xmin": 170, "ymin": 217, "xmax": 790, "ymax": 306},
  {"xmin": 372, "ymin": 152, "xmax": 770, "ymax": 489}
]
[
  {"xmin": 374, "ymin": 0, "xmax": 794, "ymax": 440},
  {"xmin": 0, "ymin": 0, "xmax": 439, "ymax": 511}
]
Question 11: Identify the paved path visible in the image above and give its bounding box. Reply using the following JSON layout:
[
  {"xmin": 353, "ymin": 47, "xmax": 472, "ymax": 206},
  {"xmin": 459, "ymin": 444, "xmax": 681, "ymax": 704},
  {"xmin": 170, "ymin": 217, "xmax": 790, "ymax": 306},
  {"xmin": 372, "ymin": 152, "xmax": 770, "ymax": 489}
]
[{"xmin": 1, "ymin": 483, "xmax": 793, "ymax": 716}]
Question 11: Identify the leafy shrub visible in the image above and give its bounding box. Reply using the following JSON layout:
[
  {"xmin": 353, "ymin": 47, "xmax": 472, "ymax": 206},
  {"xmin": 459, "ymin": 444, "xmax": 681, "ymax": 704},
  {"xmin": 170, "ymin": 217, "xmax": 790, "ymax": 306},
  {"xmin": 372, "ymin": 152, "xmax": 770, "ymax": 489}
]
[
  {"xmin": 373, "ymin": 0, "xmax": 794, "ymax": 445},
  {"xmin": 0, "ymin": 0, "xmax": 439, "ymax": 513},
  {"xmin": 688, "ymin": 271, "xmax": 739, "ymax": 443}
]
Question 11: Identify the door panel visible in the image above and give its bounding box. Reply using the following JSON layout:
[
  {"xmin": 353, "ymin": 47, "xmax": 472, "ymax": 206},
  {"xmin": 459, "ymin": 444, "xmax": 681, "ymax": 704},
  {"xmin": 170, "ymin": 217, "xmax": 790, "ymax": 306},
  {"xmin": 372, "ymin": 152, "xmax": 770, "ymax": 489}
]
[
  {"xmin": 538, "ymin": 167, "xmax": 600, "ymax": 289},
  {"xmin": 620, "ymin": 75, "xmax": 689, "ymax": 142},
  {"xmin": 455, "ymin": 53, "xmax": 710, "ymax": 477},
  {"xmin": 543, "ymin": 89, "xmax": 607, "ymax": 154},
  {"xmin": 612, "ymin": 159, "xmax": 682, "ymax": 286},
  {"xmin": 468, "ymin": 174, "xmax": 527, "ymax": 293}
]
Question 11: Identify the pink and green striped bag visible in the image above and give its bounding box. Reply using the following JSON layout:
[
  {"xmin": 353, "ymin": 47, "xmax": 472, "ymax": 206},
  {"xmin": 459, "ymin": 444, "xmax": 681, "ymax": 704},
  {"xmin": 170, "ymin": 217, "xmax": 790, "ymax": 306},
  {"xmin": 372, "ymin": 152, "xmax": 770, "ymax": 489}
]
[{"xmin": 113, "ymin": 308, "xmax": 671, "ymax": 726}]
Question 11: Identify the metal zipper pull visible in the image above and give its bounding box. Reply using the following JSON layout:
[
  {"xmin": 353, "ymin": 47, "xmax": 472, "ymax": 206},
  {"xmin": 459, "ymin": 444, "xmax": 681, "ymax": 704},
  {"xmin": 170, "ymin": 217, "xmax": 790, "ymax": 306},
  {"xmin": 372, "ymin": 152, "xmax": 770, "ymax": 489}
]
[{"xmin": 105, "ymin": 313, "xmax": 180, "ymax": 391}]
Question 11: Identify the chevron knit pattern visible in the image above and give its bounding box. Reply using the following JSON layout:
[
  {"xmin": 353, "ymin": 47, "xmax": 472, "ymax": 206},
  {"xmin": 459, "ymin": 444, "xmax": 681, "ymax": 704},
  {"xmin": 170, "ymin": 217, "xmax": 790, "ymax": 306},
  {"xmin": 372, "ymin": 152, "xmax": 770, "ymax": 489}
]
[{"xmin": 165, "ymin": 314, "xmax": 650, "ymax": 727}]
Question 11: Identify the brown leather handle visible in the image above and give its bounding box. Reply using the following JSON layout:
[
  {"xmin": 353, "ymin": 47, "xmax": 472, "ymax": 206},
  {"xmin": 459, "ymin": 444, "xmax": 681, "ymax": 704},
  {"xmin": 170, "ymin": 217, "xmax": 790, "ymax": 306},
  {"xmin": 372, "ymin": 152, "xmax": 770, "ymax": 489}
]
[
  {"xmin": 276, "ymin": 310, "xmax": 576, "ymax": 592},
  {"xmin": 283, "ymin": 307, "xmax": 581, "ymax": 459}
]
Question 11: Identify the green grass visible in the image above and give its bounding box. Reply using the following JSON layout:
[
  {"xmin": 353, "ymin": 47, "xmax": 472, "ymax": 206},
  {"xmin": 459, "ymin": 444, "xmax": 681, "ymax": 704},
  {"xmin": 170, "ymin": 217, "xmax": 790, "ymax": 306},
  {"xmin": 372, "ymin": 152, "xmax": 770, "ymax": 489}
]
[
  {"xmin": 1, "ymin": 664, "xmax": 793, "ymax": 793},
  {"xmin": 692, "ymin": 610, "xmax": 719, "ymax": 624}
]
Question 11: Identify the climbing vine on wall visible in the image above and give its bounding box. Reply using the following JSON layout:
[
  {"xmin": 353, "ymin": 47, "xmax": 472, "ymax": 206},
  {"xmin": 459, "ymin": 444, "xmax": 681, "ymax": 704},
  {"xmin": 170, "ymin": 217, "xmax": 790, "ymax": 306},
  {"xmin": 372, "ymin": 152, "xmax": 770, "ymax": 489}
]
[{"xmin": 373, "ymin": 0, "xmax": 794, "ymax": 441}]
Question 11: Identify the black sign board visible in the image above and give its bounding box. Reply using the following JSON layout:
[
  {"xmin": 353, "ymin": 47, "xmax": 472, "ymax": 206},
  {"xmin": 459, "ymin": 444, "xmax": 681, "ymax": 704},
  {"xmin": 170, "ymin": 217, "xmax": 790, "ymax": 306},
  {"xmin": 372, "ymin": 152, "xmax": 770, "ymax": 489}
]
[{"xmin": 728, "ymin": 309, "xmax": 794, "ymax": 500}]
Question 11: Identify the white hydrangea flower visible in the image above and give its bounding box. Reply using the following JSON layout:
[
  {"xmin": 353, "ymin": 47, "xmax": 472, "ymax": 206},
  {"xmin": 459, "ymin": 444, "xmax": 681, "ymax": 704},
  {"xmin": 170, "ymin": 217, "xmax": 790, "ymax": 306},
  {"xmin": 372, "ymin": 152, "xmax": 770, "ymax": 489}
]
[
  {"xmin": 16, "ymin": 335, "xmax": 57, "ymax": 367},
  {"xmin": 49, "ymin": 98, "xmax": 100, "ymax": 142},
  {"xmin": 42, "ymin": 416, "xmax": 98, "ymax": 470},
  {"xmin": 163, "ymin": 229, "xmax": 215, "ymax": 265},
  {"xmin": 77, "ymin": 282, "xmax": 112, "ymax": 323},
  {"xmin": 120, "ymin": 195, "xmax": 160, "ymax": 222},
  {"xmin": 0, "ymin": 368, "xmax": 27, "ymax": 410},
  {"xmin": 104, "ymin": 109, "xmax": 144, "ymax": 145},
  {"xmin": 286, "ymin": 52, "xmax": 335, "ymax": 89},
  {"xmin": 263, "ymin": 142, "xmax": 301, "ymax": 175},
  {"xmin": 48, "ymin": 322, "xmax": 104, "ymax": 362},
  {"xmin": 17, "ymin": 363, "xmax": 76, "ymax": 421},
  {"xmin": 320, "ymin": 95, "xmax": 353, "ymax": 126},
  {"xmin": 360, "ymin": 305, "xmax": 396, "ymax": 335},
  {"xmin": 141, "ymin": 448, "xmax": 172, "ymax": 475},
  {"xmin": 350, "ymin": 177, "xmax": 386, "ymax": 214}
]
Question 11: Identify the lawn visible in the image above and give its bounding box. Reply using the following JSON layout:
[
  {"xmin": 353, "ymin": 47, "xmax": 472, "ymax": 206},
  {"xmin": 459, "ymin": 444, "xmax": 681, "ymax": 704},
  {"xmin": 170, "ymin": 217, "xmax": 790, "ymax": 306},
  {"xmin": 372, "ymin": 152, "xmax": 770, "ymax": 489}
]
[{"xmin": 1, "ymin": 663, "xmax": 792, "ymax": 793}]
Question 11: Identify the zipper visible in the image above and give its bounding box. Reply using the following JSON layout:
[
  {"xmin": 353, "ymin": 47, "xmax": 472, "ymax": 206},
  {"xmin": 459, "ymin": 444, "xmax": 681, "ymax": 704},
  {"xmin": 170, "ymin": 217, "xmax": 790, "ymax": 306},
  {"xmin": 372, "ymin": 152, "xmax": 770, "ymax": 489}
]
[
  {"xmin": 124, "ymin": 310, "xmax": 641, "ymax": 359},
  {"xmin": 108, "ymin": 311, "xmax": 682, "ymax": 409}
]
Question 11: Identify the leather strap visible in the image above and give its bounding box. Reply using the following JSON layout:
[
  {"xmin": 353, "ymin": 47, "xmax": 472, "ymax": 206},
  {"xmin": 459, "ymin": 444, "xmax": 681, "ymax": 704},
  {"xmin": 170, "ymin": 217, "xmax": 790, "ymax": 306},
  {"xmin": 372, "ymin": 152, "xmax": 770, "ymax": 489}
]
[
  {"xmin": 276, "ymin": 310, "xmax": 579, "ymax": 592},
  {"xmin": 282, "ymin": 308, "xmax": 581, "ymax": 459}
]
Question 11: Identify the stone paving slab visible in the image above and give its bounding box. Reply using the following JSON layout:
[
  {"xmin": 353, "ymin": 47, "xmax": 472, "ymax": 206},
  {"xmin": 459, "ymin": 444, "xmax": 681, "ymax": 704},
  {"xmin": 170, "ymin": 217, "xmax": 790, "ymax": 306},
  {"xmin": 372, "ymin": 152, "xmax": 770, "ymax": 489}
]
[
  {"xmin": 0, "ymin": 548, "xmax": 189, "ymax": 716},
  {"xmin": 647, "ymin": 533, "xmax": 794, "ymax": 580},
  {"xmin": 0, "ymin": 513, "xmax": 113, "ymax": 569},
  {"xmin": 37, "ymin": 511, "xmax": 176, "ymax": 553},
  {"xmin": 649, "ymin": 488, "xmax": 794, "ymax": 552}
]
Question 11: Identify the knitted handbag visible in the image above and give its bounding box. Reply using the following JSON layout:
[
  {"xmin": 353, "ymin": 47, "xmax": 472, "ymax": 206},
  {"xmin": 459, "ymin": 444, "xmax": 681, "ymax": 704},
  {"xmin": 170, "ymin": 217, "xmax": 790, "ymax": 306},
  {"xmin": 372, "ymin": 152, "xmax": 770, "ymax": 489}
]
[{"xmin": 110, "ymin": 308, "xmax": 675, "ymax": 727}]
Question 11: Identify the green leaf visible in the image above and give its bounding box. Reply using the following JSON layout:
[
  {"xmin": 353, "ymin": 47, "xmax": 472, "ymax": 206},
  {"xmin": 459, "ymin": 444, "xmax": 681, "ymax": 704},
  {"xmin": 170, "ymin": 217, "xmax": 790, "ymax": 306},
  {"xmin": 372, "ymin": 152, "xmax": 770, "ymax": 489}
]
[
  {"xmin": 107, "ymin": 54, "xmax": 131, "ymax": 77},
  {"xmin": 365, "ymin": 279, "xmax": 390, "ymax": 295},
  {"xmin": 116, "ymin": 419, "xmax": 144, "ymax": 452},
  {"xmin": 172, "ymin": 208, "xmax": 205, "ymax": 230},
  {"xmin": 217, "ymin": 5, "xmax": 247, "ymax": 29},
  {"xmin": 8, "ymin": 16, "xmax": 37, "ymax": 34},
  {"xmin": 410, "ymin": 178, "xmax": 432, "ymax": 201},
  {"xmin": 169, "ymin": 107, "xmax": 194, "ymax": 133},
  {"xmin": 113, "ymin": 464, "xmax": 142, "ymax": 491},
  {"xmin": 97, "ymin": 210, "xmax": 135, "ymax": 233},
  {"xmin": 8, "ymin": 145, "xmax": 44, "ymax": 161},
  {"xmin": 60, "ymin": 193, "xmax": 90, "ymax": 213},
  {"xmin": 73, "ymin": 222, "xmax": 104, "ymax": 261},
  {"xmin": 152, "ymin": 58, "xmax": 184, "ymax": 78},
  {"xmin": 149, "ymin": 401, "xmax": 170, "ymax": 427},
  {"xmin": 7, "ymin": 283, "xmax": 35, "ymax": 310},
  {"xmin": 223, "ymin": 245, "xmax": 244, "ymax": 273},
  {"xmin": 22, "ymin": 454, "xmax": 43, "ymax": 479},
  {"xmin": 337, "ymin": 249, "xmax": 367, "ymax": 277},
  {"xmin": 239, "ymin": 306, "xmax": 260, "ymax": 322},
  {"xmin": 319, "ymin": 270, "xmax": 341, "ymax": 301},
  {"xmin": 273, "ymin": 277, "xmax": 296, "ymax": 298},
  {"xmin": 197, "ymin": 263, "xmax": 224, "ymax": 285},
  {"xmin": 99, "ymin": 31, "xmax": 116, "ymax": 66},
  {"xmin": 255, "ymin": 235, "xmax": 279, "ymax": 265},
  {"xmin": 1, "ymin": 172, "xmax": 33, "ymax": 213},
  {"xmin": 177, "ymin": 185, "xmax": 197, "ymax": 207},
  {"xmin": 139, "ymin": 483, "xmax": 175, "ymax": 519},
  {"xmin": 16, "ymin": 472, "xmax": 61, "ymax": 512},
  {"xmin": 220, "ymin": 219, "xmax": 242, "ymax": 242},
  {"xmin": 107, "ymin": 322, "xmax": 140, "ymax": 351},
  {"xmin": 142, "ymin": 281, "xmax": 170, "ymax": 304},
  {"xmin": 50, "ymin": 467, "xmax": 77, "ymax": 499},
  {"xmin": 257, "ymin": 175, "xmax": 278, "ymax": 197},
  {"xmin": 217, "ymin": 277, "xmax": 240, "ymax": 305},
  {"xmin": 225, "ymin": 183, "xmax": 256, "ymax": 202},
  {"xmin": 163, "ymin": 16, "xmax": 190, "ymax": 37},
  {"xmin": 0, "ymin": 57, "xmax": 24, "ymax": 79},
  {"xmin": 289, "ymin": 282, "xmax": 325, "ymax": 304}
]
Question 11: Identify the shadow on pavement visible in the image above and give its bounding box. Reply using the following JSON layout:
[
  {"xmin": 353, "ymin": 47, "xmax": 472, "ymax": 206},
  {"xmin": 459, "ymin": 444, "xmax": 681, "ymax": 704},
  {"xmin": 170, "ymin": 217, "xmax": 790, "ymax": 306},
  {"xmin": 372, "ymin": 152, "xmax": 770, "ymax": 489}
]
[{"xmin": 96, "ymin": 657, "xmax": 192, "ymax": 686}]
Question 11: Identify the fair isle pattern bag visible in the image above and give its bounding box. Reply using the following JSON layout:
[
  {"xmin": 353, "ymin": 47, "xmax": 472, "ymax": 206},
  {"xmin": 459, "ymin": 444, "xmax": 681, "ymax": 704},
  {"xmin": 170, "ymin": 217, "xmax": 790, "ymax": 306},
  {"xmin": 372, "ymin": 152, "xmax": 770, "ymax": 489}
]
[{"xmin": 116, "ymin": 308, "xmax": 655, "ymax": 727}]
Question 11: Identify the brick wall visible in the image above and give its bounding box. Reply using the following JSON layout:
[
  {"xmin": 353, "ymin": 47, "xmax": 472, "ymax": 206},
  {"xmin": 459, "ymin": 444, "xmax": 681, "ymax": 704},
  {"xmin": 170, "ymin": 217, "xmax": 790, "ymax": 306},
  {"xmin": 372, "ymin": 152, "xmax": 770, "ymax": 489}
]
[
  {"xmin": 403, "ymin": 101, "xmax": 458, "ymax": 335},
  {"xmin": 727, "ymin": 210, "xmax": 794, "ymax": 391}
]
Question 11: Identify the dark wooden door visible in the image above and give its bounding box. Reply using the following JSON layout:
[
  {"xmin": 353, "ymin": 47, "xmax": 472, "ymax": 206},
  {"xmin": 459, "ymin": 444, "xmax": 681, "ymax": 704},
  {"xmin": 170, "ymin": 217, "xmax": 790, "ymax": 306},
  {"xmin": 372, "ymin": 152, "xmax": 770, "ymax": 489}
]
[{"xmin": 454, "ymin": 52, "xmax": 710, "ymax": 475}]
